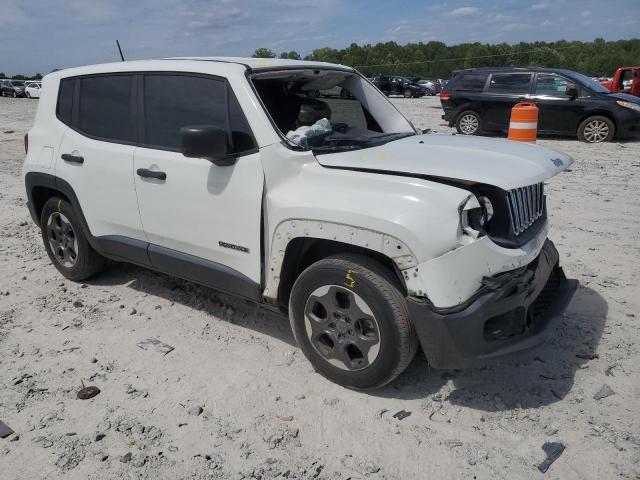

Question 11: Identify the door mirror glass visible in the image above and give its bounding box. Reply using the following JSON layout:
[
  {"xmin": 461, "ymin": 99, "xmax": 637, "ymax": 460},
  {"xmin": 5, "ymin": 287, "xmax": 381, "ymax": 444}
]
[{"xmin": 180, "ymin": 125, "xmax": 234, "ymax": 166}]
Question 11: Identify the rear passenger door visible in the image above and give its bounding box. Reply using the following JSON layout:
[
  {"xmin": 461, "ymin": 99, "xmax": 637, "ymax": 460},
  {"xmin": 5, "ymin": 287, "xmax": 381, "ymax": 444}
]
[
  {"xmin": 55, "ymin": 74, "xmax": 146, "ymax": 242},
  {"xmin": 482, "ymin": 73, "xmax": 533, "ymax": 131},
  {"xmin": 133, "ymin": 73, "xmax": 263, "ymax": 292}
]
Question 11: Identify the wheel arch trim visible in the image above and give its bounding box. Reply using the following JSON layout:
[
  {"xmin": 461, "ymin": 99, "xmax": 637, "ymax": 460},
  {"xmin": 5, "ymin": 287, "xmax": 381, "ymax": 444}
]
[
  {"xmin": 263, "ymin": 219, "xmax": 418, "ymax": 303},
  {"xmin": 25, "ymin": 171, "xmax": 101, "ymax": 253}
]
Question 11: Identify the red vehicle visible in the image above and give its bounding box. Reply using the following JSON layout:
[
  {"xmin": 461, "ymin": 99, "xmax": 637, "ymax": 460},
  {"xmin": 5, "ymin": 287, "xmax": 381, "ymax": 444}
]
[{"xmin": 600, "ymin": 67, "xmax": 640, "ymax": 96}]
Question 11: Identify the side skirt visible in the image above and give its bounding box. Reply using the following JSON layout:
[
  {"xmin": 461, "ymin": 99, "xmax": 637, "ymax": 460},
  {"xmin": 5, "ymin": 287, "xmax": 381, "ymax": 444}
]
[{"xmin": 96, "ymin": 235, "xmax": 262, "ymax": 302}]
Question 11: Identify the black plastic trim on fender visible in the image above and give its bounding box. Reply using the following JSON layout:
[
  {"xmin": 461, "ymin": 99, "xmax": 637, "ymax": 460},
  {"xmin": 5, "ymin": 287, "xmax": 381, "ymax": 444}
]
[
  {"xmin": 25, "ymin": 171, "xmax": 103, "ymax": 254},
  {"xmin": 147, "ymin": 244, "xmax": 261, "ymax": 301}
]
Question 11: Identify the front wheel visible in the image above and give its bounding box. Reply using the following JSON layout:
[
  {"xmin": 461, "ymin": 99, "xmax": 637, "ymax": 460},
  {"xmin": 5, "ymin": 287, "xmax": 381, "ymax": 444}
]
[
  {"xmin": 40, "ymin": 197, "xmax": 106, "ymax": 281},
  {"xmin": 577, "ymin": 116, "xmax": 615, "ymax": 143},
  {"xmin": 403, "ymin": 88, "xmax": 413, "ymax": 98},
  {"xmin": 26, "ymin": 92, "xmax": 31, "ymax": 98},
  {"xmin": 289, "ymin": 255, "xmax": 417, "ymax": 390},
  {"xmin": 12, "ymin": 91, "xmax": 17, "ymax": 98},
  {"xmin": 456, "ymin": 110, "xmax": 482, "ymax": 135}
]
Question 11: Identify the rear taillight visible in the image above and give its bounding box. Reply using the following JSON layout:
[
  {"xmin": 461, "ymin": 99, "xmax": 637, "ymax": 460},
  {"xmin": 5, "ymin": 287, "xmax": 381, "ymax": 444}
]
[
  {"xmin": 24, "ymin": 133, "xmax": 28, "ymax": 155},
  {"xmin": 439, "ymin": 92, "xmax": 450, "ymax": 100}
]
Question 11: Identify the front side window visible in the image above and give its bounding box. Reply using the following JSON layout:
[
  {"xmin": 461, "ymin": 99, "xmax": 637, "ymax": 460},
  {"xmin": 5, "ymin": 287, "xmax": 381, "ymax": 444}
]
[
  {"xmin": 534, "ymin": 74, "xmax": 570, "ymax": 96},
  {"xmin": 79, "ymin": 75, "xmax": 134, "ymax": 143},
  {"xmin": 143, "ymin": 74, "xmax": 256, "ymax": 153},
  {"xmin": 488, "ymin": 74, "xmax": 532, "ymax": 94}
]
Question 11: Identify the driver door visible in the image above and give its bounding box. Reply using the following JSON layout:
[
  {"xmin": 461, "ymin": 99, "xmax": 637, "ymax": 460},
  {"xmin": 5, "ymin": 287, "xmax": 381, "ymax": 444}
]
[
  {"xmin": 133, "ymin": 73, "xmax": 263, "ymax": 295},
  {"xmin": 531, "ymin": 73, "xmax": 584, "ymax": 134}
]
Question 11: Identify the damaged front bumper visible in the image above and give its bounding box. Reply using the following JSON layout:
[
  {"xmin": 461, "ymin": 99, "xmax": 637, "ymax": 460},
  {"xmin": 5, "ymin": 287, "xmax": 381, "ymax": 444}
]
[{"xmin": 408, "ymin": 239, "xmax": 577, "ymax": 369}]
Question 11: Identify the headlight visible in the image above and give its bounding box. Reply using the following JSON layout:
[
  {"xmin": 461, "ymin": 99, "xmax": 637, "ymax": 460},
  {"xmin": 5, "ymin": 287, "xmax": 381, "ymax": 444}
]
[
  {"xmin": 460, "ymin": 195, "xmax": 493, "ymax": 238},
  {"xmin": 617, "ymin": 100, "xmax": 640, "ymax": 112}
]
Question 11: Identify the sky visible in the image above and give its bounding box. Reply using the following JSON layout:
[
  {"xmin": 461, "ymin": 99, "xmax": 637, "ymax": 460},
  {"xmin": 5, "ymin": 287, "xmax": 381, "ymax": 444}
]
[{"xmin": 0, "ymin": 0, "xmax": 639, "ymax": 75}]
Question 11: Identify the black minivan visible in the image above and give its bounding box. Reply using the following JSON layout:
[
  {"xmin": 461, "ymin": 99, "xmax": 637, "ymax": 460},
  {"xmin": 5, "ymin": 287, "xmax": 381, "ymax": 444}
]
[{"xmin": 440, "ymin": 67, "xmax": 640, "ymax": 143}]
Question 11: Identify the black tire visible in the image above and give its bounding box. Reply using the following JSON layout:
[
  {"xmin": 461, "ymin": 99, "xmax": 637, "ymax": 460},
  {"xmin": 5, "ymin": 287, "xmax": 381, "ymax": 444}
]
[
  {"xmin": 26, "ymin": 92, "xmax": 31, "ymax": 98},
  {"xmin": 40, "ymin": 197, "xmax": 106, "ymax": 281},
  {"xmin": 577, "ymin": 115, "xmax": 615, "ymax": 143},
  {"xmin": 455, "ymin": 110, "xmax": 482, "ymax": 135},
  {"xmin": 403, "ymin": 88, "xmax": 413, "ymax": 98},
  {"xmin": 12, "ymin": 91, "xmax": 17, "ymax": 98},
  {"xmin": 289, "ymin": 254, "xmax": 417, "ymax": 390}
]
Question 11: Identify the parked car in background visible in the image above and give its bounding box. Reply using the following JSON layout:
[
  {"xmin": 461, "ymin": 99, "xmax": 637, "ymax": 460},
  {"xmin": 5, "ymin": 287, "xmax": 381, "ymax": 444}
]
[
  {"xmin": 440, "ymin": 67, "xmax": 640, "ymax": 143},
  {"xmin": 600, "ymin": 67, "xmax": 640, "ymax": 96},
  {"xmin": 319, "ymin": 85, "xmax": 353, "ymax": 99},
  {"xmin": 417, "ymin": 79, "xmax": 441, "ymax": 95},
  {"xmin": 371, "ymin": 75, "xmax": 428, "ymax": 97},
  {"xmin": 1, "ymin": 79, "xmax": 26, "ymax": 97},
  {"xmin": 24, "ymin": 57, "xmax": 575, "ymax": 389},
  {"xmin": 25, "ymin": 81, "xmax": 42, "ymax": 98}
]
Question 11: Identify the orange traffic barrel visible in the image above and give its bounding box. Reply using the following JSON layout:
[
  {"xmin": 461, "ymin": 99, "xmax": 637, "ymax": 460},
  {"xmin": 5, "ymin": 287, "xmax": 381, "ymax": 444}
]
[{"xmin": 508, "ymin": 102, "xmax": 538, "ymax": 142}]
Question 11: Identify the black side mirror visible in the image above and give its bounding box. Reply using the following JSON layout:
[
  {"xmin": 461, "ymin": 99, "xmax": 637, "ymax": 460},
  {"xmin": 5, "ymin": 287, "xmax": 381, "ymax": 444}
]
[
  {"xmin": 565, "ymin": 84, "xmax": 578, "ymax": 98},
  {"xmin": 180, "ymin": 125, "xmax": 235, "ymax": 166}
]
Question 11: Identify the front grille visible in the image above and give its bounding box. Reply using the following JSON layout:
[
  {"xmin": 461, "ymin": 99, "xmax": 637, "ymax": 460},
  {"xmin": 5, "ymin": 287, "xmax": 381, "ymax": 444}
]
[{"xmin": 506, "ymin": 183, "xmax": 545, "ymax": 236}]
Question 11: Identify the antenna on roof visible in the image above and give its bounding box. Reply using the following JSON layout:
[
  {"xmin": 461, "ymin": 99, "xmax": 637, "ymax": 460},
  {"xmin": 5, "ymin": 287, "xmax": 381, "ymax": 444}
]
[{"xmin": 116, "ymin": 40, "xmax": 125, "ymax": 62}]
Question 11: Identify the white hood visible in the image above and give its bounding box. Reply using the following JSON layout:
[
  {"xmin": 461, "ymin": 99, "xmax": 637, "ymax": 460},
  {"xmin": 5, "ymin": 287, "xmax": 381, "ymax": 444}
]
[{"xmin": 315, "ymin": 133, "xmax": 573, "ymax": 190}]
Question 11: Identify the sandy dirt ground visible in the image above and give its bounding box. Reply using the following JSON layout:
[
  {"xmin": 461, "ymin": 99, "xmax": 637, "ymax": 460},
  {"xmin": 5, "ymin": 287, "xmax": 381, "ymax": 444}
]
[{"xmin": 0, "ymin": 95, "xmax": 639, "ymax": 480}]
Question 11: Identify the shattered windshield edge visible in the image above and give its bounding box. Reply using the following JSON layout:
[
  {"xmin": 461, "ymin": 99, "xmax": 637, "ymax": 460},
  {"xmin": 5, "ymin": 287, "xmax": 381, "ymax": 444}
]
[{"xmin": 251, "ymin": 68, "xmax": 417, "ymax": 153}]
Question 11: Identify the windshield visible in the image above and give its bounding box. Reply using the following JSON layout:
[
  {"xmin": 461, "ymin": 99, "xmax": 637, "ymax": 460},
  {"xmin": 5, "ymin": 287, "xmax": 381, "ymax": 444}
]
[
  {"xmin": 12, "ymin": 81, "xmax": 25, "ymax": 86},
  {"xmin": 251, "ymin": 69, "xmax": 416, "ymax": 152},
  {"xmin": 565, "ymin": 71, "xmax": 610, "ymax": 93}
]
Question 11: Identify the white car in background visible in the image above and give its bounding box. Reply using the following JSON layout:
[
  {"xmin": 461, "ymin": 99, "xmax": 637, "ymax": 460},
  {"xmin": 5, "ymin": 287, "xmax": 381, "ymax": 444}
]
[{"xmin": 25, "ymin": 81, "xmax": 42, "ymax": 98}]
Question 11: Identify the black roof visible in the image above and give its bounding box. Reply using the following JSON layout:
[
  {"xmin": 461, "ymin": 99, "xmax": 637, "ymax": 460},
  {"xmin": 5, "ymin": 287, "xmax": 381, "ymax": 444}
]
[{"xmin": 453, "ymin": 66, "xmax": 579, "ymax": 76}]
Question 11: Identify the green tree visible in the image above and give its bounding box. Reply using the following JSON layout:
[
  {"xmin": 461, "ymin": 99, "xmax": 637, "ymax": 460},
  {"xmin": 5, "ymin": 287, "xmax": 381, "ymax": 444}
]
[
  {"xmin": 252, "ymin": 48, "xmax": 276, "ymax": 58},
  {"xmin": 279, "ymin": 51, "xmax": 301, "ymax": 60}
]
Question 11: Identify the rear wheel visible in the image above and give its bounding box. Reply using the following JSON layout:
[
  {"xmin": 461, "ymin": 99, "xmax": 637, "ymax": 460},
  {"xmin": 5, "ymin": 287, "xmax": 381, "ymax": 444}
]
[
  {"xmin": 456, "ymin": 110, "xmax": 482, "ymax": 135},
  {"xmin": 577, "ymin": 116, "xmax": 615, "ymax": 143},
  {"xmin": 12, "ymin": 91, "xmax": 17, "ymax": 98},
  {"xmin": 40, "ymin": 197, "xmax": 106, "ymax": 281},
  {"xmin": 289, "ymin": 254, "xmax": 417, "ymax": 390}
]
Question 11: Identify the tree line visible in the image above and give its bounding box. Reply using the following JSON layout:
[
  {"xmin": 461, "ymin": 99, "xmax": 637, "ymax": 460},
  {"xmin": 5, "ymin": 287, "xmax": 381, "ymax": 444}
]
[{"xmin": 253, "ymin": 37, "xmax": 640, "ymax": 79}]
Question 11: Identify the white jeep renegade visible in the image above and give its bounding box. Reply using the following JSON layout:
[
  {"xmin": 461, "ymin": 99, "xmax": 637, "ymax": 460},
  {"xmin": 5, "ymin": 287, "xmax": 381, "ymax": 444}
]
[{"xmin": 23, "ymin": 57, "xmax": 577, "ymax": 389}]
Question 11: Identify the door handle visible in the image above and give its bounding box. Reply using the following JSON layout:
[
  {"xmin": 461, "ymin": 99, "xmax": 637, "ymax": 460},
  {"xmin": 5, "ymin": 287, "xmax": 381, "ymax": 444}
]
[
  {"xmin": 61, "ymin": 153, "xmax": 84, "ymax": 164},
  {"xmin": 136, "ymin": 168, "xmax": 167, "ymax": 181}
]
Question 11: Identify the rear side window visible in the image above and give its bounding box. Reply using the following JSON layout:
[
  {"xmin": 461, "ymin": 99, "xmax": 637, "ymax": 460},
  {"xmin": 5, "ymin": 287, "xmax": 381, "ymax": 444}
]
[
  {"xmin": 448, "ymin": 73, "xmax": 488, "ymax": 92},
  {"xmin": 79, "ymin": 75, "xmax": 135, "ymax": 143},
  {"xmin": 143, "ymin": 74, "xmax": 256, "ymax": 154},
  {"xmin": 57, "ymin": 78, "xmax": 75, "ymax": 126},
  {"xmin": 488, "ymin": 74, "xmax": 532, "ymax": 94}
]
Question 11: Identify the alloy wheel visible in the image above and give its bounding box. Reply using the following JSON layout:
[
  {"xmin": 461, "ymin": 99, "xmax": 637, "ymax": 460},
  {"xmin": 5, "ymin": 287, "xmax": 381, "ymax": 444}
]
[
  {"xmin": 459, "ymin": 114, "xmax": 479, "ymax": 134},
  {"xmin": 583, "ymin": 120, "xmax": 610, "ymax": 143},
  {"xmin": 46, "ymin": 212, "xmax": 79, "ymax": 268},
  {"xmin": 303, "ymin": 285, "xmax": 381, "ymax": 371}
]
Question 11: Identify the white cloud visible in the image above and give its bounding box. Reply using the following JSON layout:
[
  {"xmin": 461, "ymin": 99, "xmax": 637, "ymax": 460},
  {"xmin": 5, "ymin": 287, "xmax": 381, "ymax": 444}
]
[
  {"xmin": 448, "ymin": 6, "xmax": 480, "ymax": 17},
  {"xmin": 530, "ymin": 2, "xmax": 550, "ymax": 10}
]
